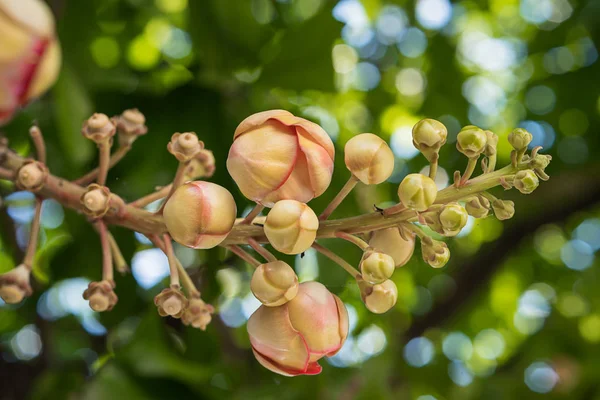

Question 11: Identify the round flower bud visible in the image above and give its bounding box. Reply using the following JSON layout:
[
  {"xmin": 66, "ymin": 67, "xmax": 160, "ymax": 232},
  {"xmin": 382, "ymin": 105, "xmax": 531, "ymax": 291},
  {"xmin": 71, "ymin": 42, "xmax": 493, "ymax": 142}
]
[
  {"xmin": 359, "ymin": 250, "xmax": 395, "ymax": 284},
  {"xmin": 264, "ymin": 200, "xmax": 318, "ymax": 255},
  {"xmin": 508, "ymin": 128, "xmax": 533, "ymax": 151},
  {"xmin": 398, "ymin": 173, "xmax": 437, "ymax": 212},
  {"xmin": 456, "ymin": 125, "xmax": 487, "ymax": 158},
  {"xmin": 163, "ymin": 181, "xmax": 237, "ymax": 249},
  {"xmin": 247, "ymin": 281, "xmax": 348, "ymax": 376},
  {"xmin": 514, "ymin": 169, "xmax": 539, "ymax": 194},
  {"xmin": 227, "ymin": 110, "xmax": 334, "ymax": 207},
  {"xmin": 465, "ymin": 195, "xmax": 490, "ymax": 218},
  {"xmin": 186, "ymin": 149, "xmax": 215, "ymax": 180},
  {"xmin": 412, "ymin": 118, "xmax": 448, "ymax": 162},
  {"xmin": 115, "ymin": 108, "xmax": 148, "ymax": 147},
  {"xmin": 439, "ymin": 202, "xmax": 468, "ymax": 237},
  {"xmin": 16, "ymin": 160, "xmax": 48, "ymax": 191},
  {"xmin": 344, "ymin": 133, "xmax": 394, "ymax": 184},
  {"xmin": 81, "ymin": 113, "xmax": 116, "ymax": 143},
  {"xmin": 80, "ymin": 184, "xmax": 112, "ymax": 218},
  {"xmin": 357, "ymin": 277, "xmax": 398, "ymax": 314},
  {"xmin": 82, "ymin": 280, "xmax": 118, "ymax": 312},
  {"xmin": 368, "ymin": 227, "xmax": 415, "ymax": 267},
  {"xmin": 0, "ymin": 0, "xmax": 61, "ymax": 124},
  {"xmin": 492, "ymin": 199, "xmax": 515, "ymax": 221},
  {"xmin": 251, "ymin": 260, "xmax": 299, "ymax": 306},
  {"xmin": 154, "ymin": 287, "xmax": 188, "ymax": 318},
  {"xmin": 0, "ymin": 264, "xmax": 32, "ymax": 304},
  {"xmin": 182, "ymin": 298, "xmax": 215, "ymax": 330},
  {"xmin": 167, "ymin": 132, "xmax": 203, "ymax": 162},
  {"xmin": 421, "ymin": 238, "xmax": 450, "ymax": 268}
]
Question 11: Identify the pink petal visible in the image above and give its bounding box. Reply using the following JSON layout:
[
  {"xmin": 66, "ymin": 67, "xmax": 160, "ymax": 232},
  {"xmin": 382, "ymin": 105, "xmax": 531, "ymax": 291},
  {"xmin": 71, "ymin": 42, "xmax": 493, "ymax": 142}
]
[{"xmin": 234, "ymin": 109, "xmax": 294, "ymax": 139}]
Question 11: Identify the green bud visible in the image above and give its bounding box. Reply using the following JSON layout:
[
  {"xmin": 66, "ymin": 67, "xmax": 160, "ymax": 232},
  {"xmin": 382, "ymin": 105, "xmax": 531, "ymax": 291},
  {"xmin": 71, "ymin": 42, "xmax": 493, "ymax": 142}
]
[
  {"xmin": 360, "ymin": 249, "xmax": 395, "ymax": 285},
  {"xmin": 514, "ymin": 170, "xmax": 539, "ymax": 194},
  {"xmin": 465, "ymin": 195, "xmax": 490, "ymax": 218},
  {"xmin": 530, "ymin": 154, "xmax": 552, "ymax": 170},
  {"xmin": 398, "ymin": 173, "xmax": 438, "ymax": 212},
  {"xmin": 484, "ymin": 130, "xmax": 498, "ymax": 157},
  {"xmin": 412, "ymin": 118, "xmax": 448, "ymax": 162},
  {"xmin": 492, "ymin": 199, "xmax": 515, "ymax": 221},
  {"xmin": 421, "ymin": 237, "xmax": 450, "ymax": 268},
  {"xmin": 456, "ymin": 125, "xmax": 487, "ymax": 158},
  {"xmin": 439, "ymin": 202, "xmax": 468, "ymax": 236},
  {"xmin": 508, "ymin": 128, "xmax": 533, "ymax": 151}
]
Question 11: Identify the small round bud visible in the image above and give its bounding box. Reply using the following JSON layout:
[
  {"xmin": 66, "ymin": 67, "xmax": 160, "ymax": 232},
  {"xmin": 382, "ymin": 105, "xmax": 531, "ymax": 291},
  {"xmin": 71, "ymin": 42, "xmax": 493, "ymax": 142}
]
[
  {"xmin": 398, "ymin": 173, "xmax": 437, "ymax": 212},
  {"xmin": 439, "ymin": 202, "xmax": 468, "ymax": 237},
  {"xmin": 484, "ymin": 130, "xmax": 499, "ymax": 157},
  {"xmin": 357, "ymin": 278, "xmax": 398, "ymax": 314},
  {"xmin": 251, "ymin": 260, "xmax": 299, "ymax": 306},
  {"xmin": 16, "ymin": 161, "xmax": 48, "ymax": 191},
  {"xmin": 465, "ymin": 195, "xmax": 491, "ymax": 218},
  {"xmin": 83, "ymin": 280, "xmax": 118, "ymax": 312},
  {"xmin": 182, "ymin": 298, "xmax": 215, "ymax": 330},
  {"xmin": 344, "ymin": 133, "xmax": 394, "ymax": 184},
  {"xmin": 514, "ymin": 170, "xmax": 539, "ymax": 194},
  {"xmin": 264, "ymin": 200, "xmax": 319, "ymax": 255},
  {"xmin": 412, "ymin": 118, "xmax": 448, "ymax": 162},
  {"xmin": 186, "ymin": 149, "xmax": 216, "ymax": 180},
  {"xmin": 369, "ymin": 227, "xmax": 415, "ymax": 267},
  {"xmin": 360, "ymin": 250, "xmax": 395, "ymax": 284},
  {"xmin": 154, "ymin": 287, "xmax": 188, "ymax": 318},
  {"xmin": 115, "ymin": 108, "xmax": 148, "ymax": 147},
  {"xmin": 421, "ymin": 238, "xmax": 450, "ymax": 268},
  {"xmin": 82, "ymin": 113, "xmax": 116, "ymax": 143},
  {"xmin": 508, "ymin": 128, "xmax": 533, "ymax": 151},
  {"xmin": 163, "ymin": 181, "xmax": 237, "ymax": 249},
  {"xmin": 492, "ymin": 199, "xmax": 515, "ymax": 221},
  {"xmin": 456, "ymin": 125, "xmax": 487, "ymax": 158},
  {"xmin": 167, "ymin": 132, "xmax": 203, "ymax": 162},
  {"xmin": 80, "ymin": 184, "xmax": 112, "ymax": 218},
  {"xmin": 0, "ymin": 264, "xmax": 32, "ymax": 304}
]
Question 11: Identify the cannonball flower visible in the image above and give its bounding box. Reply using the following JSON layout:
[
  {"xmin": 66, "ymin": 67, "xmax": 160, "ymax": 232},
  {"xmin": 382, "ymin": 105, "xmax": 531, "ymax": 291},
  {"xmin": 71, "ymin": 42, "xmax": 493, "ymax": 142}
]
[
  {"xmin": 16, "ymin": 160, "xmax": 48, "ymax": 191},
  {"xmin": 398, "ymin": 173, "xmax": 437, "ymax": 212},
  {"xmin": 182, "ymin": 298, "xmax": 215, "ymax": 330},
  {"xmin": 344, "ymin": 133, "xmax": 394, "ymax": 184},
  {"xmin": 0, "ymin": 0, "xmax": 61, "ymax": 124},
  {"xmin": 251, "ymin": 260, "xmax": 299, "ymax": 306},
  {"xmin": 227, "ymin": 110, "xmax": 335, "ymax": 207},
  {"xmin": 154, "ymin": 287, "xmax": 188, "ymax": 318},
  {"xmin": 368, "ymin": 227, "xmax": 415, "ymax": 267},
  {"xmin": 247, "ymin": 281, "xmax": 348, "ymax": 376},
  {"xmin": 359, "ymin": 249, "xmax": 395, "ymax": 284},
  {"xmin": 163, "ymin": 181, "xmax": 237, "ymax": 249},
  {"xmin": 82, "ymin": 280, "xmax": 118, "ymax": 312},
  {"xmin": 0, "ymin": 264, "xmax": 32, "ymax": 304},
  {"xmin": 264, "ymin": 200, "xmax": 319, "ymax": 255}
]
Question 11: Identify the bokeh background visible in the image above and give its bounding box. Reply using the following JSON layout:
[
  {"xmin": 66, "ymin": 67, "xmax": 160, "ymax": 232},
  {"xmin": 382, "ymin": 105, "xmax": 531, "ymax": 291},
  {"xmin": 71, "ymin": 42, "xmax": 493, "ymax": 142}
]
[{"xmin": 1, "ymin": 0, "xmax": 600, "ymax": 399}]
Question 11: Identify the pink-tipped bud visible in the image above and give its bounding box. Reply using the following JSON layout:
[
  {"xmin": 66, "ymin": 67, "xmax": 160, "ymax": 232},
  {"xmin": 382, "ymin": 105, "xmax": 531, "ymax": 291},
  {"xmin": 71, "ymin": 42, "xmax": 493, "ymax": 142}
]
[
  {"xmin": 0, "ymin": 0, "xmax": 61, "ymax": 124},
  {"xmin": 0, "ymin": 264, "xmax": 32, "ymax": 304},
  {"xmin": 167, "ymin": 132, "xmax": 203, "ymax": 162},
  {"xmin": 16, "ymin": 160, "xmax": 48, "ymax": 191},
  {"xmin": 247, "ymin": 281, "xmax": 348, "ymax": 376},
  {"xmin": 81, "ymin": 113, "xmax": 116, "ymax": 144},
  {"xmin": 251, "ymin": 260, "xmax": 299, "ymax": 306},
  {"xmin": 154, "ymin": 287, "xmax": 188, "ymax": 318},
  {"xmin": 163, "ymin": 181, "xmax": 237, "ymax": 249},
  {"xmin": 368, "ymin": 227, "xmax": 415, "ymax": 268},
  {"xmin": 182, "ymin": 298, "xmax": 215, "ymax": 330},
  {"xmin": 264, "ymin": 200, "xmax": 319, "ymax": 255},
  {"xmin": 82, "ymin": 280, "xmax": 118, "ymax": 312},
  {"xmin": 357, "ymin": 277, "xmax": 398, "ymax": 314},
  {"xmin": 344, "ymin": 133, "xmax": 394, "ymax": 184},
  {"xmin": 227, "ymin": 110, "xmax": 334, "ymax": 207},
  {"xmin": 359, "ymin": 249, "xmax": 395, "ymax": 284},
  {"xmin": 398, "ymin": 173, "xmax": 437, "ymax": 212}
]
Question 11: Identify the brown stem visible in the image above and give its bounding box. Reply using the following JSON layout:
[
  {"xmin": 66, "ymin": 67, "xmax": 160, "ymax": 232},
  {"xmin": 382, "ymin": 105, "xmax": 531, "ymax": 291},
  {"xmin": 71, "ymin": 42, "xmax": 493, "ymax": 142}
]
[
  {"xmin": 240, "ymin": 204, "xmax": 264, "ymax": 225},
  {"xmin": 247, "ymin": 237, "xmax": 276, "ymax": 262},
  {"xmin": 95, "ymin": 220, "xmax": 113, "ymax": 282},
  {"xmin": 319, "ymin": 175, "xmax": 359, "ymax": 220},
  {"xmin": 22, "ymin": 198, "xmax": 42, "ymax": 270},
  {"xmin": 312, "ymin": 242, "xmax": 360, "ymax": 277},
  {"xmin": 335, "ymin": 231, "xmax": 369, "ymax": 251},
  {"xmin": 0, "ymin": 167, "xmax": 13, "ymax": 180},
  {"xmin": 107, "ymin": 231, "xmax": 128, "ymax": 274},
  {"xmin": 73, "ymin": 146, "xmax": 130, "ymax": 185},
  {"xmin": 162, "ymin": 233, "xmax": 180, "ymax": 288},
  {"xmin": 96, "ymin": 141, "xmax": 111, "ymax": 186},
  {"xmin": 149, "ymin": 235, "xmax": 199, "ymax": 297},
  {"xmin": 226, "ymin": 245, "xmax": 261, "ymax": 268},
  {"xmin": 29, "ymin": 126, "xmax": 46, "ymax": 164},
  {"xmin": 129, "ymin": 185, "xmax": 172, "ymax": 208}
]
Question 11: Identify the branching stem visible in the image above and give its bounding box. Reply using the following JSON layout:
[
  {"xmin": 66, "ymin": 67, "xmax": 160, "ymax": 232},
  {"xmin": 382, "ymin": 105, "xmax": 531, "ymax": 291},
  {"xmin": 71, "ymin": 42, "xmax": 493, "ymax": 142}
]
[
  {"xmin": 240, "ymin": 204, "xmax": 264, "ymax": 225},
  {"xmin": 22, "ymin": 198, "xmax": 42, "ymax": 270},
  {"xmin": 96, "ymin": 141, "xmax": 111, "ymax": 186},
  {"xmin": 162, "ymin": 233, "xmax": 180, "ymax": 288},
  {"xmin": 319, "ymin": 175, "xmax": 359, "ymax": 220},
  {"xmin": 95, "ymin": 219, "xmax": 113, "ymax": 282},
  {"xmin": 29, "ymin": 126, "xmax": 46, "ymax": 164},
  {"xmin": 247, "ymin": 237, "xmax": 276, "ymax": 262},
  {"xmin": 226, "ymin": 245, "xmax": 261, "ymax": 268},
  {"xmin": 74, "ymin": 146, "xmax": 130, "ymax": 185},
  {"xmin": 335, "ymin": 231, "xmax": 369, "ymax": 251}
]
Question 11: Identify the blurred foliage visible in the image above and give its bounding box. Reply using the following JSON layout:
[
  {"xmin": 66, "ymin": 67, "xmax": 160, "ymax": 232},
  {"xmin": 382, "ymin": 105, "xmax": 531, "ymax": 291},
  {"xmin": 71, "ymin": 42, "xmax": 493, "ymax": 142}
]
[{"xmin": 1, "ymin": 0, "xmax": 600, "ymax": 399}]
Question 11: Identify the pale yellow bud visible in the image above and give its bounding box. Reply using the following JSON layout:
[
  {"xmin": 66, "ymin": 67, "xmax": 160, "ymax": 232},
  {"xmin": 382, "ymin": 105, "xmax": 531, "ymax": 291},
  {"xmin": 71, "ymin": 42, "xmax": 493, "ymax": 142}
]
[
  {"xmin": 412, "ymin": 118, "xmax": 447, "ymax": 162},
  {"xmin": 508, "ymin": 128, "xmax": 533, "ymax": 151},
  {"xmin": 251, "ymin": 260, "xmax": 299, "ymax": 306},
  {"xmin": 182, "ymin": 298, "xmax": 215, "ymax": 330},
  {"xmin": 264, "ymin": 200, "xmax": 319, "ymax": 255},
  {"xmin": 167, "ymin": 132, "xmax": 203, "ymax": 162},
  {"xmin": 484, "ymin": 130, "xmax": 499, "ymax": 157},
  {"xmin": 492, "ymin": 199, "xmax": 515, "ymax": 221},
  {"xmin": 115, "ymin": 108, "xmax": 148, "ymax": 147},
  {"xmin": 398, "ymin": 173, "xmax": 437, "ymax": 211},
  {"xmin": 514, "ymin": 170, "xmax": 539, "ymax": 194},
  {"xmin": 358, "ymin": 277, "xmax": 398, "ymax": 314},
  {"xmin": 344, "ymin": 133, "xmax": 394, "ymax": 184},
  {"xmin": 82, "ymin": 280, "xmax": 118, "ymax": 312},
  {"xmin": 81, "ymin": 113, "xmax": 116, "ymax": 143},
  {"xmin": 456, "ymin": 125, "xmax": 487, "ymax": 158},
  {"xmin": 439, "ymin": 202, "xmax": 468, "ymax": 237},
  {"xmin": 360, "ymin": 250, "xmax": 395, "ymax": 284},
  {"xmin": 16, "ymin": 161, "xmax": 47, "ymax": 191},
  {"xmin": 465, "ymin": 195, "xmax": 490, "ymax": 218},
  {"xmin": 154, "ymin": 287, "xmax": 188, "ymax": 318},
  {"xmin": 421, "ymin": 238, "xmax": 450, "ymax": 268},
  {"xmin": 368, "ymin": 227, "xmax": 415, "ymax": 267},
  {"xmin": 80, "ymin": 184, "xmax": 112, "ymax": 218},
  {"xmin": 0, "ymin": 264, "xmax": 32, "ymax": 304}
]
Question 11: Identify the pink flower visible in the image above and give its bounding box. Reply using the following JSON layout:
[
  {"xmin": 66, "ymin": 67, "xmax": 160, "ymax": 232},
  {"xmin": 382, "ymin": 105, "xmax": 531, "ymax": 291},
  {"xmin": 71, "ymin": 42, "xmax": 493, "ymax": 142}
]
[
  {"xmin": 227, "ymin": 110, "xmax": 335, "ymax": 207},
  {"xmin": 247, "ymin": 281, "xmax": 348, "ymax": 376}
]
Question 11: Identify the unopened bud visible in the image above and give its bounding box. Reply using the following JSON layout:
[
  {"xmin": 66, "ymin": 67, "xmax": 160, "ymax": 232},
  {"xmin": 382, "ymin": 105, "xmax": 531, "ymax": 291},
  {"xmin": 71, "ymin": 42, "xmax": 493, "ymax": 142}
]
[
  {"xmin": 251, "ymin": 260, "xmax": 299, "ymax": 306},
  {"xmin": 508, "ymin": 128, "xmax": 533, "ymax": 151},
  {"xmin": 116, "ymin": 108, "xmax": 148, "ymax": 147},
  {"xmin": 514, "ymin": 170, "xmax": 539, "ymax": 194},
  {"xmin": 398, "ymin": 173, "xmax": 437, "ymax": 212},
  {"xmin": 0, "ymin": 264, "xmax": 32, "ymax": 304},
  {"xmin": 465, "ymin": 195, "xmax": 490, "ymax": 218},
  {"xmin": 492, "ymin": 199, "xmax": 515, "ymax": 220},
  {"xmin": 531, "ymin": 154, "xmax": 552, "ymax": 170},
  {"xmin": 82, "ymin": 113, "xmax": 116, "ymax": 143},
  {"xmin": 344, "ymin": 133, "xmax": 394, "ymax": 184},
  {"xmin": 186, "ymin": 149, "xmax": 216, "ymax": 180},
  {"xmin": 456, "ymin": 125, "xmax": 487, "ymax": 158},
  {"xmin": 421, "ymin": 238, "xmax": 450, "ymax": 268},
  {"xmin": 369, "ymin": 227, "xmax": 415, "ymax": 267},
  {"xmin": 439, "ymin": 202, "xmax": 468, "ymax": 237},
  {"xmin": 182, "ymin": 298, "xmax": 215, "ymax": 330},
  {"xmin": 360, "ymin": 250, "xmax": 395, "ymax": 284},
  {"xmin": 82, "ymin": 280, "xmax": 118, "ymax": 312},
  {"xmin": 167, "ymin": 132, "xmax": 203, "ymax": 162},
  {"xmin": 357, "ymin": 277, "xmax": 398, "ymax": 314},
  {"xmin": 16, "ymin": 161, "xmax": 48, "ymax": 191},
  {"xmin": 484, "ymin": 130, "xmax": 498, "ymax": 157},
  {"xmin": 264, "ymin": 200, "xmax": 319, "ymax": 255},
  {"xmin": 412, "ymin": 118, "xmax": 448, "ymax": 162},
  {"xmin": 154, "ymin": 287, "xmax": 188, "ymax": 318},
  {"xmin": 80, "ymin": 184, "xmax": 112, "ymax": 218}
]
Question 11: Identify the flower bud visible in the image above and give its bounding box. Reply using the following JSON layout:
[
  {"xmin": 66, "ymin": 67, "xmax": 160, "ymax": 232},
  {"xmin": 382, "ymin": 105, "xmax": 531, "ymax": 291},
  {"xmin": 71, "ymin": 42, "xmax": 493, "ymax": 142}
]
[
  {"xmin": 264, "ymin": 200, "xmax": 318, "ymax": 255},
  {"xmin": 167, "ymin": 132, "xmax": 203, "ymax": 162},
  {"xmin": 0, "ymin": 0, "xmax": 61, "ymax": 124},
  {"xmin": 16, "ymin": 160, "xmax": 48, "ymax": 191},
  {"xmin": 163, "ymin": 181, "xmax": 237, "ymax": 249},
  {"xmin": 82, "ymin": 280, "xmax": 118, "ymax": 312},
  {"xmin": 360, "ymin": 250, "xmax": 395, "ymax": 284},
  {"xmin": 368, "ymin": 227, "xmax": 415, "ymax": 267},
  {"xmin": 412, "ymin": 118, "xmax": 448, "ymax": 162},
  {"xmin": 248, "ymin": 281, "xmax": 348, "ymax": 376},
  {"xmin": 456, "ymin": 125, "xmax": 487, "ymax": 158},
  {"xmin": 81, "ymin": 113, "xmax": 116, "ymax": 144},
  {"xmin": 154, "ymin": 287, "xmax": 188, "ymax": 318},
  {"xmin": 492, "ymin": 199, "xmax": 515, "ymax": 221},
  {"xmin": 421, "ymin": 238, "xmax": 450, "ymax": 268},
  {"xmin": 115, "ymin": 108, "xmax": 148, "ymax": 147},
  {"xmin": 251, "ymin": 260, "xmax": 299, "ymax": 306},
  {"xmin": 80, "ymin": 184, "xmax": 112, "ymax": 218},
  {"xmin": 186, "ymin": 149, "xmax": 215, "ymax": 180},
  {"xmin": 0, "ymin": 264, "xmax": 32, "ymax": 304},
  {"xmin": 182, "ymin": 298, "xmax": 215, "ymax": 330},
  {"xmin": 357, "ymin": 277, "xmax": 398, "ymax": 314},
  {"xmin": 344, "ymin": 133, "xmax": 394, "ymax": 184},
  {"xmin": 514, "ymin": 169, "xmax": 539, "ymax": 194},
  {"xmin": 398, "ymin": 173, "xmax": 437, "ymax": 212},
  {"xmin": 531, "ymin": 154, "xmax": 552, "ymax": 171},
  {"xmin": 227, "ymin": 110, "xmax": 334, "ymax": 207},
  {"xmin": 484, "ymin": 130, "xmax": 498, "ymax": 157},
  {"xmin": 465, "ymin": 195, "xmax": 490, "ymax": 218},
  {"xmin": 439, "ymin": 202, "xmax": 468, "ymax": 237},
  {"xmin": 508, "ymin": 128, "xmax": 533, "ymax": 151}
]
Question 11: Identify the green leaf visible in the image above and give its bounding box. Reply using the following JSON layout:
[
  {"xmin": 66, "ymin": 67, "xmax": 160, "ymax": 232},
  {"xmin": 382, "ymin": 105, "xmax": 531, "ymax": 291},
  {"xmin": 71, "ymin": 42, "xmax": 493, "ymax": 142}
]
[{"xmin": 32, "ymin": 231, "xmax": 72, "ymax": 284}]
